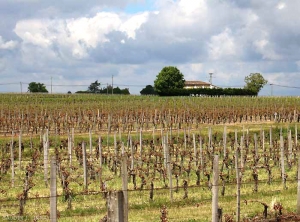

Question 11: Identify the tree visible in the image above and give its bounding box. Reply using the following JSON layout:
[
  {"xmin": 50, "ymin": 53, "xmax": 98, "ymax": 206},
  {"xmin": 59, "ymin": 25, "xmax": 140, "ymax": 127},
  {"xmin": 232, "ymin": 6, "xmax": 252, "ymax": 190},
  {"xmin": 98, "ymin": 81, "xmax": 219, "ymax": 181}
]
[
  {"xmin": 140, "ymin": 85, "xmax": 156, "ymax": 95},
  {"xmin": 154, "ymin": 66, "xmax": 185, "ymax": 95},
  {"xmin": 113, "ymin": 87, "xmax": 122, "ymax": 94},
  {"xmin": 88, "ymin": 80, "xmax": 101, "ymax": 93},
  {"xmin": 121, "ymin": 88, "xmax": 130, "ymax": 95},
  {"xmin": 27, "ymin": 82, "xmax": 48, "ymax": 93},
  {"xmin": 244, "ymin": 73, "xmax": 268, "ymax": 95},
  {"xmin": 94, "ymin": 85, "xmax": 130, "ymax": 95}
]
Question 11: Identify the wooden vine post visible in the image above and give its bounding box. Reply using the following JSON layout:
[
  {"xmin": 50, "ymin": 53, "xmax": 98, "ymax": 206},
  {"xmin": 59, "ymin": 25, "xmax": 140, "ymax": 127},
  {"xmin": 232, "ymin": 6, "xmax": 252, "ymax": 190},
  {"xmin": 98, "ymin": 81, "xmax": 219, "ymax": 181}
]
[
  {"xmin": 280, "ymin": 135, "xmax": 286, "ymax": 189},
  {"xmin": 234, "ymin": 129, "xmax": 238, "ymax": 151},
  {"xmin": 193, "ymin": 134, "xmax": 197, "ymax": 167},
  {"xmin": 223, "ymin": 126, "xmax": 227, "ymax": 158},
  {"xmin": 43, "ymin": 132, "xmax": 48, "ymax": 188},
  {"xmin": 152, "ymin": 127, "xmax": 155, "ymax": 146},
  {"xmin": 72, "ymin": 128, "xmax": 75, "ymax": 150},
  {"xmin": 10, "ymin": 131, "xmax": 15, "ymax": 187},
  {"xmin": 99, "ymin": 136, "xmax": 102, "ymax": 168},
  {"xmin": 295, "ymin": 124, "xmax": 298, "ymax": 147},
  {"xmin": 114, "ymin": 131, "xmax": 117, "ymax": 172},
  {"xmin": 98, "ymin": 136, "xmax": 102, "ymax": 185},
  {"xmin": 107, "ymin": 191, "xmax": 125, "ymax": 221},
  {"xmin": 208, "ymin": 127, "xmax": 212, "ymax": 149},
  {"xmin": 199, "ymin": 136, "xmax": 203, "ymax": 174},
  {"xmin": 121, "ymin": 154, "xmax": 128, "ymax": 222},
  {"xmin": 108, "ymin": 114, "xmax": 111, "ymax": 134},
  {"xmin": 89, "ymin": 129, "xmax": 92, "ymax": 156},
  {"xmin": 240, "ymin": 136, "xmax": 244, "ymax": 169},
  {"xmin": 163, "ymin": 136, "xmax": 167, "ymax": 169},
  {"xmin": 19, "ymin": 129, "xmax": 22, "ymax": 170},
  {"xmin": 212, "ymin": 155, "xmax": 219, "ymax": 222},
  {"xmin": 140, "ymin": 128, "xmax": 143, "ymax": 165},
  {"xmin": 262, "ymin": 130, "xmax": 265, "ymax": 164},
  {"xmin": 166, "ymin": 137, "xmax": 173, "ymax": 202},
  {"xmin": 130, "ymin": 136, "xmax": 134, "ymax": 171},
  {"xmin": 82, "ymin": 141, "xmax": 88, "ymax": 190},
  {"xmin": 68, "ymin": 134, "xmax": 72, "ymax": 166},
  {"xmin": 50, "ymin": 156, "xmax": 57, "ymax": 222},
  {"xmin": 254, "ymin": 134, "xmax": 258, "ymax": 165},
  {"xmin": 288, "ymin": 130, "xmax": 292, "ymax": 164},
  {"xmin": 246, "ymin": 128, "xmax": 249, "ymax": 148}
]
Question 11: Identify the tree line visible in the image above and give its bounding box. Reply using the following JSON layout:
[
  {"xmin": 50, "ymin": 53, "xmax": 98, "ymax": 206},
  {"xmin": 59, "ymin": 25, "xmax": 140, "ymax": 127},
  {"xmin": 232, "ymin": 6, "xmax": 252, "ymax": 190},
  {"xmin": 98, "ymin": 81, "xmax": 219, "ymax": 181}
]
[
  {"xmin": 75, "ymin": 80, "xmax": 130, "ymax": 95},
  {"xmin": 26, "ymin": 67, "xmax": 267, "ymax": 96},
  {"xmin": 27, "ymin": 81, "xmax": 130, "ymax": 95},
  {"xmin": 140, "ymin": 66, "xmax": 268, "ymax": 96}
]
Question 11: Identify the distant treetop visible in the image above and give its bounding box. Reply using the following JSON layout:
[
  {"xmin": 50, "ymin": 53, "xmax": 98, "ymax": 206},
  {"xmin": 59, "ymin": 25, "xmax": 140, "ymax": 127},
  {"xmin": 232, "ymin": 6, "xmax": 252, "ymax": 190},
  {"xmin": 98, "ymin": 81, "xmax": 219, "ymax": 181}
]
[
  {"xmin": 27, "ymin": 82, "xmax": 48, "ymax": 93},
  {"xmin": 244, "ymin": 73, "xmax": 268, "ymax": 95},
  {"xmin": 154, "ymin": 66, "xmax": 185, "ymax": 95}
]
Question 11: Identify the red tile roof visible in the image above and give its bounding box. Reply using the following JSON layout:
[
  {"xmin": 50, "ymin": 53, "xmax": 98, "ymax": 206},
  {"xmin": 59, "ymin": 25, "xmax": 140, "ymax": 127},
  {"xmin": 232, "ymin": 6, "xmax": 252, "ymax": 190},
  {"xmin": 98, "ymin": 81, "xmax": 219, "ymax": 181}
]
[{"xmin": 185, "ymin": 81, "xmax": 211, "ymax": 86}]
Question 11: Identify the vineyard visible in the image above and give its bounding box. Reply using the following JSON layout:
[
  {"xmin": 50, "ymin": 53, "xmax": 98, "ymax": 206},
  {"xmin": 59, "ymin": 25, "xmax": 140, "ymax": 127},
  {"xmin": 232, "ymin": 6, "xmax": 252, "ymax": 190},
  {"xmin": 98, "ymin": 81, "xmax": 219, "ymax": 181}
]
[{"xmin": 0, "ymin": 94, "xmax": 300, "ymax": 221}]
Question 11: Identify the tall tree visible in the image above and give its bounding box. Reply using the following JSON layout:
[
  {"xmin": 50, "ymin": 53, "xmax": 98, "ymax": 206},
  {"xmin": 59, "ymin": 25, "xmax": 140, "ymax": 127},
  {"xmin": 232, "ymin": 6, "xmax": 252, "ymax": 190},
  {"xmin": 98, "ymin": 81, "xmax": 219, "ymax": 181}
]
[
  {"xmin": 154, "ymin": 66, "xmax": 185, "ymax": 95},
  {"xmin": 27, "ymin": 82, "xmax": 48, "ymax": 93},
  {"xmin": 244, "ymin": 73, "xmax": 268, "ymax": 95},
  {"xmin": 88, "ymin": 80, "xmax": 101, "ymax": 93}
]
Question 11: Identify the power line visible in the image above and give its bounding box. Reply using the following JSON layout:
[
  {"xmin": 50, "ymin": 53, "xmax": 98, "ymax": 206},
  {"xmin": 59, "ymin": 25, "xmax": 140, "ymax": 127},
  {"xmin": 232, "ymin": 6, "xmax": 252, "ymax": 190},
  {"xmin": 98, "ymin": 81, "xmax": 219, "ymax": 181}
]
[
  {"xmin": 269, "ymin": 83, "xmax": 300, "ymax": 89},
  {"xmin": 0, "ymin": 82, "xmax": 19, "ymax": 85}
]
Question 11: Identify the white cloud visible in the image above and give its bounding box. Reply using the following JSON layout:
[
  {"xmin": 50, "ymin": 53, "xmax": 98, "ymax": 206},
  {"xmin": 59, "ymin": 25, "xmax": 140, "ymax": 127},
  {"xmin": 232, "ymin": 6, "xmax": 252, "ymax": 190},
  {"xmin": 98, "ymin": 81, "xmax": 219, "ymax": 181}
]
[
  {"xmin": 178, "ymin": 0, "xmax": 207, "ymax": 16},
  {"xmin": 0, "ymin": 36, "xmax": 18, "ymax": 49},
  {"xmin": 120, "ymin": 12, "xmax": 149, "ymax": 39},
  {"xmin": 165, "ymin": 0, "xmax": 207, "ymax": 27},
  {"xmin": 177, "ymin": 63, "xmax": 204, "ymax": 81},
  {"xmin": 265, "ymin": 73, "xmax": 283, "ymax": 85},
  {"xmin": 16, "ymin": 20, "xmax": 52, "ymax": 47},
  {"xmin": 66, "ymin": 13, "xmax": 122, "ymax": 47},
  {"xmin": 208, "ymin": 28, "xmax": 236, "ymax": 60},
  {"xmin": 14, "ymin": 11, "xmax": 149, "ymax": 58},
  {"xmin": 253, "ymin": 38, "xmax": 282, "ymax": 60},
  {"xmin": 190, "ymin": 63, "xmax": 203, "ymax": 73},
  {"xmin": 277, "ymin": 3, "xmax": 286, "ymax": 10}
]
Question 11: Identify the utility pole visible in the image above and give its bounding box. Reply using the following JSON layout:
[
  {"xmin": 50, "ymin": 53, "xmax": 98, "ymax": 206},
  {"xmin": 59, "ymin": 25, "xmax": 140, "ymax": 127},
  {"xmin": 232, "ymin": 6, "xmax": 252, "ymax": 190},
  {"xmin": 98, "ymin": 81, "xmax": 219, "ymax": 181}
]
[
  {"xmin": 20, "ymin": 82, "xmax": 22, "ymax": 94},
  {"xmin": 51, "ymin": 76, "xmax": 53, "ymax": 94},
  {"xmin": 209, "ymin": 73, "xmax": 213, "ymax": 85},
  {"xmin": 112, "ymin": 75, "xmax": 114, "ymax": 95}
]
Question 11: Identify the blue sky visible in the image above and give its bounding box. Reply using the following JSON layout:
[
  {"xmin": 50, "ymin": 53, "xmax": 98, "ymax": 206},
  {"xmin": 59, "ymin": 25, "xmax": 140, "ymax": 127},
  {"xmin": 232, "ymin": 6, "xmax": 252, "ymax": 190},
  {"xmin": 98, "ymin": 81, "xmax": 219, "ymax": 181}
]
[
  {"xmin": 0, "ymin": 0, "xmax": 300, "ymax": 95},
  {"xmin": 124, "ymin": 0, "xmax": 155, "ymax": 14}
]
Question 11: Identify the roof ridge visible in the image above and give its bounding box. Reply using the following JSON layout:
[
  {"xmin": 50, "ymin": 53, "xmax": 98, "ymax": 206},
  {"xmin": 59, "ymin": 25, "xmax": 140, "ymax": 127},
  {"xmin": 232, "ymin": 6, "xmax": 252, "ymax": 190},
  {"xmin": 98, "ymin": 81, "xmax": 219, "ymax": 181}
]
[{"xmin": 185, "ymin": 80, "xmax": 210, "ymax": 85}]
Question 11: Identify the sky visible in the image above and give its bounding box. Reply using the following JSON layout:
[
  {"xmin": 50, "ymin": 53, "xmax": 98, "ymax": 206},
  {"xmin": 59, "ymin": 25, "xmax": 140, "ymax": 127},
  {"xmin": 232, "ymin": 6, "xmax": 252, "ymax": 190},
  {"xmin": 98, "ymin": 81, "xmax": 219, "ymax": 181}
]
[{"xmin": 0, "ymin": 0, "xmax": 300, "ymax": 96}]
